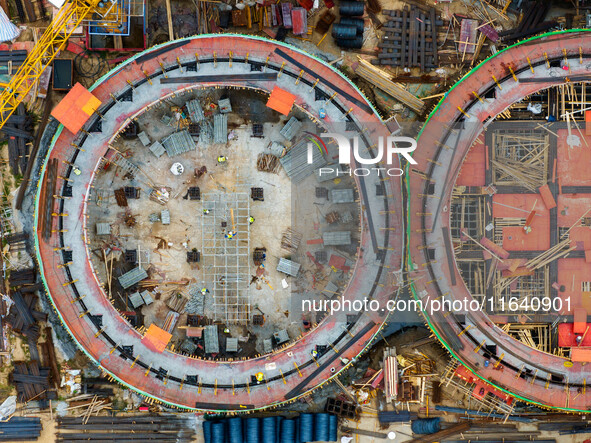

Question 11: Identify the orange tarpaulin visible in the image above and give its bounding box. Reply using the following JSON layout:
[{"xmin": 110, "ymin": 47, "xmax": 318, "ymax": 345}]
[
  {"xmin": 142, "ymin": 324, "xmax": 172, "ymax": 353},
  {"xmin": 266, "ymin": 86, "xmax": 296, "ymax": 115},
  {"xmin": 571, "ymin": 347, "xmax": 591, "ymax": 362},
  {"xmin": 50, "ymin": 82, "xmax": 101, "ymax": 134}
]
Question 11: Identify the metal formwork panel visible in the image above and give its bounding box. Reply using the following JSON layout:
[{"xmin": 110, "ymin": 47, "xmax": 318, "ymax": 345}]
[
  {"xmin": 213, "ymin": 114, "xmax": 228, "ymax": 144},
  {"xmin": 149, "ymin": 141, "xmax": 166, "ymax": 158},
  {"xmin": 280, "ymin": 116, "xmax": 302, "ymax": 140},
  {"xmin": 277, "ymin": 257, "xmax": 301, "ymax": 277},
  {"xmin": 96, "ymin": 222, "xmax": 111, "ymax": 235},
  {"xmin": 204, "ymin": 324, "xmax": 219, "ymax": 354},
  {"xmin": 140, "ymin": 290, "xmax": 154, "ymax": 305},
  {"xmin": 186, "ymin": 99, "xmax": 205, "ymax": 122},
  {"xmin": 138, "ymin": 131, "xmax": 151, "ymax": 146},
  {"xmin": 201, "ymin": 192, "xmax": 250, "ymax": 323},
  {"xmin": 280, "ymin": 138, "xmax": 327, "ymax": 184},
  {"xmin": 161, "ymin": 130, "xmax": 196, "ymax": 156},
  {"xmin": 118, "ymin": 266, "xmax": 148, "ymax": 289},
  {"xmin": 226, "ymin": 337, "xmax": 238, "ymax": 352},
  {"xmin": 330, "ymin": 188, "xmax": 355, "ymax": 203},
  {"xmin": 218, "ymin": 98, "xmax": 232, "ymax": 113},
  {"xmin": 128, "ymin": 292, "xmax": 144, "ymax": 308},
  {"xmin": 322, "ymin": 231, "xmax": 352, "ymax": 246}
]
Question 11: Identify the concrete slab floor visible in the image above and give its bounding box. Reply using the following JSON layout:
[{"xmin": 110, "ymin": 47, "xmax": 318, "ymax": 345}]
[{"xmin": 86, "ymin": 87, "xmax": 361, "ymax": 358}]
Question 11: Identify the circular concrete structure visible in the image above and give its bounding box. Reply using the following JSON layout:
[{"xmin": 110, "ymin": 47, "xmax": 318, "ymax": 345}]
[
  {"xmin": 409, "ymin": 30, "xmax": 591, "ymax": 412},
  {"xmin": 34, "ymin": 35, "xmax": 403, "ymax": 411}
]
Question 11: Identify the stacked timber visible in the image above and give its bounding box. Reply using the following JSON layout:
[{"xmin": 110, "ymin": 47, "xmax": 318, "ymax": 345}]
[
  {"xmin": 0, "ymin": 50, "xmax": 27, "ymax": 73},
  {"xmin": 355, "ymin": 58, "xmax": 424, "ymax": 113},
  {"xmin": 5, "ymin": 291, "xmax": 46, "ymax": 339},
  {"xmin": 499, "ymin": 1, "xmax": 555, "ymax": 43},
  {"xmin": 13, "ymin": 361, "xmax": 50, "ymax": 403},
  {"xmin": 2, "ymin": 104, "xmax": 33, "ymax": 175},
  {"xmin": 57, "ymin": 415, "xmax": 195, "ymax": 442},
  {"xmin": 9, "ymin": 267, "xmax": 36, "ymax": 287},
  {"xmin": 0, "ymin": 417, "xmax": 42, "ymax": 441},
  {"xmin": 373, "ymin": 6, "xmax": 441, "ymax": 70},
  {"xmin": 11, "ymin": 0, "xmax": 45, "ymax": 22}
]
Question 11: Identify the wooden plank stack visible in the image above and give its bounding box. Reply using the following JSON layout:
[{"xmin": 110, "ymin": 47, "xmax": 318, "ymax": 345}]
[
  {"xmin": 499, "ymin": 0, "xmax": 555, "ymax": 43},
  {"xmin": 2, "ymin": 104, "xmax": 33, "ymax": 176},
  {"xmin": 373, "ymin": 6, "xmax": 441, "ymax": 70},
  {"xmin": 355, "ymin": 58, "xmax": 425, "ymax": 113}
]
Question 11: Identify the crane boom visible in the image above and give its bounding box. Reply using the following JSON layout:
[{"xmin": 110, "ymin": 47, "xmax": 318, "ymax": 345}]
[{"xmin": 0, "ymin": 0, "xmax": 102, "ymax": 130}]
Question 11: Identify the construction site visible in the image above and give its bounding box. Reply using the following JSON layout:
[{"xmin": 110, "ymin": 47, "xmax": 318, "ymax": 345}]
[{"xmin": 1, "ymin": 0, "xmax": 591, "ymax": 442}]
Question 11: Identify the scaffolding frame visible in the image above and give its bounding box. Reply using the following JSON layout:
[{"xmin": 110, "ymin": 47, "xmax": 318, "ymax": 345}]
[{"xmin": 201, "ymin": 192, "xmax": 251, "ymax": 324}]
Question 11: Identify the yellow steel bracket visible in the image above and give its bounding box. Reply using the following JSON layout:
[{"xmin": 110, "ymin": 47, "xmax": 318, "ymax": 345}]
[{"xmin": 0, "ymin": 0, "xmax": 102, "ymax": 130}]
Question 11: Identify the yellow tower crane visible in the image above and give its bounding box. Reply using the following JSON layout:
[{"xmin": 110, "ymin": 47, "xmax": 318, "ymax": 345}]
[{"xmin": 0, "ymin": 0, "xmax": 104, "ymax": 130}]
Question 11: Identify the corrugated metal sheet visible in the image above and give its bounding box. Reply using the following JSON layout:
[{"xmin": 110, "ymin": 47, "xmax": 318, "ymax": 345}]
[
  {"xmin": 128, "ymin": 292, "xmax": 144, "ymax": 308},
  {"xmin": 280, "ymin": 139, "xmax": 327, "ymax": 183},
  {"xmin": 0, "ymin": 8, "xmax": 21, "ymax": 41},
  {"xmin": 226, "ymin": 337, "xmax": 238, "ymax": 352},
  {"xmin": 161, "ymin": 130, "xmax": 196, "ymax": 156},
  {"xmin": 149, "ymin": 141, "xmax": 166, "ymax": 158},
  {"xmin": 213, "ymin": 114, "xmax": 228, "ymax": 144},
  {"xmin": 323, "ymin": 231, "xmax": 352, "ymax": 246},
  {"xmin": 280, "ymin": 117, "xmax": 302, "ymax": 140},
  {"xmin": 331, "ymin": 188, "xmax": 355, "ymax": 203},
  {"xmin": 263, "ymin": 339, "xmax": 273, "ymax": 353},
  {"xmin": 118, "ymin": 267, "xmax": 148, "ymax": 289},
  {"xmin": 204, "ymin": 324, "xmax": 219, "ymax": 354},
  {"xmin": 95, "ymin": 223, "xmax": 111, "ymax": 235},
  {"xmin": 218, "ymin": 98, "xmax": 232, "ymax": 113},
  {"xmin": 277, "ymin": 257, "xmax": 301, "ymax": 277},
  {"xmin": 186, "ymin": 99, "xmax": 205, "ymax": 122},
  {"xmin": 161, "ymin": 209, "xmax": 170, "ymax": 225}
]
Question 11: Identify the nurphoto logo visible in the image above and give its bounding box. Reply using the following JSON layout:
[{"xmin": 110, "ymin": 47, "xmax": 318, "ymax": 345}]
[{"xmin": 307, "ymin": 132, "xmax": 418, "ymax": 177}]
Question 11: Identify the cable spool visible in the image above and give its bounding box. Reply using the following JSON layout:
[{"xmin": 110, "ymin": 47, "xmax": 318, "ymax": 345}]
[
  {"xmin": 328, "ymin": 414, "xmax": 338, "ymax": 442},
  {"xmin": 228, "ymin": 417, "xmax": 244, "ymax": 443},
  {"xmin": 203, "ymin": 420, "xmax": 212, "ymax": 443},
  {"xmin": 245, "ymin": 417, "xmax": 261, "ymax": 443},
  {"xmin": 276, "ymin": 416, "xmax": 284, "ymax": 443},
  {"xmin": 335, "ymin": 36, "xmax": 364, "ymax": 49},
  {"xmin": 332, "ymin": 24, "xmax": 357, "ymax": 40},
  {"xmin": 339, "ymin": 18, "xmax": 364, "ymax": 35},
  {"xmin": 262, "ymin": 416, "xmax": 277, "ymax": 443},
  {"xmin": 339, "ymin": 1, "xmax": 364, "ymax": 16},
  {"xmin": 313, "ymin": 413, "xmax": 330, "ymax": 442},
  {"xmin": 411, "ymin": 418, "xmax": 441, "ymax": 435},
  {"xmin": 280, "ymin": 419, "xmax": 296, "ymax": 443},
  {"xmin": 299, "ymin": 413, "xmax": 314, "ymax": 443},
  {"xmin": 211, "ymin": 422, "xmax": 226, "ymax": 443}
]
